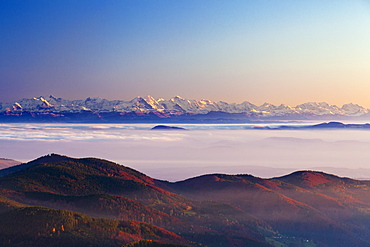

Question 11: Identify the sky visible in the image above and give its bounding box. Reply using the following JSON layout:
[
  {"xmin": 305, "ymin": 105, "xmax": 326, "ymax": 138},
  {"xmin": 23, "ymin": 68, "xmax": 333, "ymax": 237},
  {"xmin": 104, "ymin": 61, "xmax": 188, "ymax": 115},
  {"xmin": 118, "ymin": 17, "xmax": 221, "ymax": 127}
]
[{"xmin": 1, "ymin": 0, "xmax": 370, "ymax": 107}]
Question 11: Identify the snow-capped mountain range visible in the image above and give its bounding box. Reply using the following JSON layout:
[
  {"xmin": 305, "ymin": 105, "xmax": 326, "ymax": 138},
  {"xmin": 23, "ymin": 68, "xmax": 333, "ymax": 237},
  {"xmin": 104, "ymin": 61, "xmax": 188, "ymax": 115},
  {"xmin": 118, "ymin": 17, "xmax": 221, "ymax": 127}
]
[{"xmin": 0, "ymin": 95, "xmax": 369, "ymax": 120}]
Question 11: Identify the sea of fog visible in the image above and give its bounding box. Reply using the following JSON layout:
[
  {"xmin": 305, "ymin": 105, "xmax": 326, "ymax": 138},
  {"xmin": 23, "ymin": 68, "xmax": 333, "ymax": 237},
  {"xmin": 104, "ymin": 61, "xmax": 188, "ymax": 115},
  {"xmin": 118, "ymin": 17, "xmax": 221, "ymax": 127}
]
[{"xmin": 2, "ymin": 122, "xmax": 370, "ymax": 181}]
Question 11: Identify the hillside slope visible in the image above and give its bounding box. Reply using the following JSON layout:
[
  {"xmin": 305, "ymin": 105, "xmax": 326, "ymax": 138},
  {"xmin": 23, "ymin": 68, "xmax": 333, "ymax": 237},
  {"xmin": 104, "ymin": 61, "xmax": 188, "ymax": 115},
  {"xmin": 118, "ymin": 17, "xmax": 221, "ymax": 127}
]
[
  {"xmin": 0, "ymin": 154, "xmax": 273, "ymax": 247},
  {"xmin": 0, "ymin": 207, "xmax": 189, "ymax": 247},
  {"xmin": 6, "ymin": 154, "xmax": 370, "ymax": 246},
  {"xmin": 167, "ymin": 172, "xmax": 370, "ymax": 246}
]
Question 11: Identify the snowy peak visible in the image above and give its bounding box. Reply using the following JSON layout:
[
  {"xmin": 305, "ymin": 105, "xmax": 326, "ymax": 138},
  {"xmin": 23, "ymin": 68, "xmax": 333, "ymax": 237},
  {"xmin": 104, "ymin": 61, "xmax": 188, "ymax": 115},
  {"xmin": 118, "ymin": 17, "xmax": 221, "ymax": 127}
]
[
  {"xmin": 341, "ymin": 103, "xmax": 368, "ymax": 116},
  {"xmin": 0, "ymin": 95, "xmax": 369, "ymax": 119}
]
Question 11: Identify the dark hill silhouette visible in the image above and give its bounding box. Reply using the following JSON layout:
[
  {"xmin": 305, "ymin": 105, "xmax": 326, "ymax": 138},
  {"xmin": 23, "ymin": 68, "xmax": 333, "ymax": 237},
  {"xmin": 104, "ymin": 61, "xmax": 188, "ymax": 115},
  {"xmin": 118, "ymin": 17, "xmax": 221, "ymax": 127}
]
[
  {"xmin": 0, "ymin": 154, "xmax": 273, "ymax": 247},
  {"xmin": 275, "ymin": 121, "xmax": 370, "ymax": 129},
  {"xmin": 275, "ymin": 170, "xmax": 364, "ymax": 189},
  {"xmin": 0, "ymin": 153, "xmax": 72, "ymax": 177},
  {"xmin": 166, "ymin": 172, "xmax": 370, "ymax": 247},
  {"xmin": 151, "ymin": 125, "xmax": 187, "ymax": 130},
  {"xmin": 124, "ymin": 240, "xmax": 188, "ymax": 247},
  {"xmin": 4, "ymin": 154, "xmax": 370, "ymax": 246}
]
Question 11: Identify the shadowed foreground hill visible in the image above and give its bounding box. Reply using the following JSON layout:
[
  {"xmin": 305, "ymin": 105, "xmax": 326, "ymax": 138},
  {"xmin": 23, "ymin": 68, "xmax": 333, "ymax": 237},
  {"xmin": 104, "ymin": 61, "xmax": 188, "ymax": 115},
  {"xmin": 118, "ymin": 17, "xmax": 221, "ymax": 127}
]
[
  {"xmin": 124, "ymin": 240, "xmax": 188, "ymax": 247},
  {"xmin": 4, "ymin": 154, "xmax": 370, "ymax": 246},
  {"xmin": 167, "ymin": 172, "xmax": 370, "ymax": 247},
  {"xmin": 0, "ymin": 207, "xmax": 188, "ymax": 247},
  {"xmin": 0, "ymin": 154, "xmax": 273, "ymax": 247}
]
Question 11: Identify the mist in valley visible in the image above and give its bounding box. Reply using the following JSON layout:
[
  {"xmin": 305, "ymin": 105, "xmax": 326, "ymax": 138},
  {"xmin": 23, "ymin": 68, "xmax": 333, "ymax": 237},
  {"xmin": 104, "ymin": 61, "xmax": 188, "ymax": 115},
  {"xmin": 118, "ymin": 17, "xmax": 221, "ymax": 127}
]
[{"xmin": 1, "ymin": 123, "xmax": 370, "ymax": 181}]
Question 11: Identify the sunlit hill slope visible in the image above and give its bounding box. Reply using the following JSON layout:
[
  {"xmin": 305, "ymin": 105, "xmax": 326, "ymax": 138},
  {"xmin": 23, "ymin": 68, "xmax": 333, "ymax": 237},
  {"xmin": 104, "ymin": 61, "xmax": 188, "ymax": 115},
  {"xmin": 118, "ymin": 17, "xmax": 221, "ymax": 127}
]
[{"xmin": 1, "ymin": 154, "xmax": 370, "ymax": 246}]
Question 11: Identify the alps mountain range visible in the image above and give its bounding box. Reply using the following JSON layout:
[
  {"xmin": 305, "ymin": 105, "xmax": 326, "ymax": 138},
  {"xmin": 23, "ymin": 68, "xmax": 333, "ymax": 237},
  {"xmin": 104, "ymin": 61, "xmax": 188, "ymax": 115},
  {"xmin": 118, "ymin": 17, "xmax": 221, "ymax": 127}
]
[{"xmin": 1, "ymin": 95, "xmax": 369, "ymax": 122}]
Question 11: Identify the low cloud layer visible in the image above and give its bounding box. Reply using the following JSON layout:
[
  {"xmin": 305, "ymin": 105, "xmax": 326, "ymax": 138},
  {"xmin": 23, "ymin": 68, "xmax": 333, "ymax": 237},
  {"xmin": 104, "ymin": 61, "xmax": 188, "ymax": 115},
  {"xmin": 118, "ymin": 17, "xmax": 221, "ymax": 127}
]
[{"xmin": 1, "ymin": 123, "xmax": 370, "ymax": 181}]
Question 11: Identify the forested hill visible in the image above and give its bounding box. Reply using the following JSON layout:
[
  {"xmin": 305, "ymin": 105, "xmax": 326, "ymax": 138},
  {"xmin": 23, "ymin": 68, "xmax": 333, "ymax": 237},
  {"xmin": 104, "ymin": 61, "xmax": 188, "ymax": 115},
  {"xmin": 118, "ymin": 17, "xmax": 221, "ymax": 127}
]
[{"xmin": 1, "ymin": 154, "xmax": 370, "ymax": 246}]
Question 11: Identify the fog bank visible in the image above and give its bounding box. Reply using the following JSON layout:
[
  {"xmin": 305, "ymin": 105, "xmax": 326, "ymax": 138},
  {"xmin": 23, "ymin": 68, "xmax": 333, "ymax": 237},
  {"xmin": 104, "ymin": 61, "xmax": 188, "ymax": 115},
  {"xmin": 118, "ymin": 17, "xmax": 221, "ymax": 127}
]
[{"xmin": 1, "ymin": 123, "xmax": 370, "ymax": 181}]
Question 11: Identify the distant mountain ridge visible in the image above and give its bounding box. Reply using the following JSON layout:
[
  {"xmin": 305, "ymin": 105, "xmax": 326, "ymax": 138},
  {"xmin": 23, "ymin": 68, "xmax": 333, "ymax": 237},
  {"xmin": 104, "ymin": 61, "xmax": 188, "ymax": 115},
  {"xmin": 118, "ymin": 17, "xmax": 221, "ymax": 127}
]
[
  {"xmin": 0, "ymin": 158, "xmax": 21, "ymax": 169},
  {"xmin": 0, "ymin": 95, "xmax": 369, "ymax": 122}
]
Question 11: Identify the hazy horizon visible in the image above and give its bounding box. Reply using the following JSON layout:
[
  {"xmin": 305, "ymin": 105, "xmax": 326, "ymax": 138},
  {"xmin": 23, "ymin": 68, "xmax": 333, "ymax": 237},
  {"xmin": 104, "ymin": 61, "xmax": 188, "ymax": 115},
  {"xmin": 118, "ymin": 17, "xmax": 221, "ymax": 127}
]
[{"xmin": 2, "ymin": 123, "xmax": 370, "ymax": 181}]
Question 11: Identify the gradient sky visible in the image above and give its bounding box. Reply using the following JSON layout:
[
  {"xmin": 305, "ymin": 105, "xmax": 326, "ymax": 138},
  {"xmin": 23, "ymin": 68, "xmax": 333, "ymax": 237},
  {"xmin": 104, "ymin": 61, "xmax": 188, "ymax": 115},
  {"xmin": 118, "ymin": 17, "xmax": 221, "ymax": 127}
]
[{"xmin": 1, "ymin": 0, "xmax": 370, "ymax": 107}]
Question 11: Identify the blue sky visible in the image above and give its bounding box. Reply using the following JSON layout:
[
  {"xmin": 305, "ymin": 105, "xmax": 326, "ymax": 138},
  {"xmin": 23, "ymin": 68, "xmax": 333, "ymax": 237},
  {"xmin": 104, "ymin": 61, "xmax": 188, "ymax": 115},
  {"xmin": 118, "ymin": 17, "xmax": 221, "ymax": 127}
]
[{"xmin": 1, "ymin": 0, "xmax": 370, "ymax": 106}]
